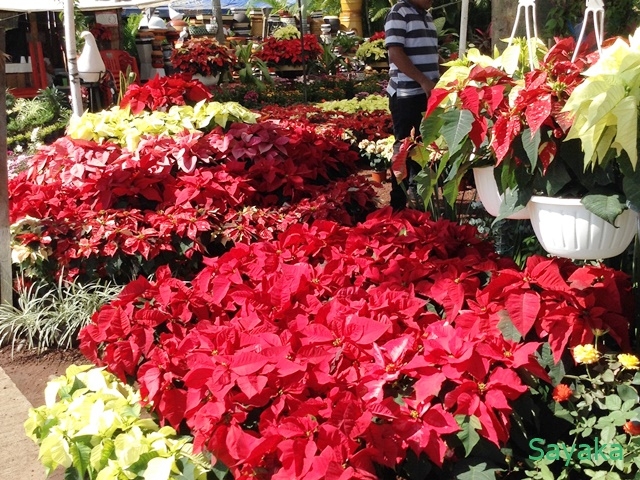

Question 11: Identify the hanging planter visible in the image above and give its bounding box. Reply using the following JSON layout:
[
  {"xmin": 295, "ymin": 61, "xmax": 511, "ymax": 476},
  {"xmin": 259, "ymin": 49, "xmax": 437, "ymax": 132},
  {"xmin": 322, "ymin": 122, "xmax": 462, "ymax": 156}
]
[
  {"xmin": 472, "ymin": 166, "xmax": 530, "ymax": 220},
  {"xmin": 528, "ymin": 196, "xmax": 638, "ymax": 260}
]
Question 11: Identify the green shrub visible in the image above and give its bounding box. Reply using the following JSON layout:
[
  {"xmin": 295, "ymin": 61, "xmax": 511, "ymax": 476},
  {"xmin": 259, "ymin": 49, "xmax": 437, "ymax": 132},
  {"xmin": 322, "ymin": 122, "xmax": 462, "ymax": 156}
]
[
  {"xmin": 6, "ymin": 87, "xmax": 71, "ymax": 153},
  {"xmin": 25, "ymin": 365, "xmax": 211, "ymax": 480}
]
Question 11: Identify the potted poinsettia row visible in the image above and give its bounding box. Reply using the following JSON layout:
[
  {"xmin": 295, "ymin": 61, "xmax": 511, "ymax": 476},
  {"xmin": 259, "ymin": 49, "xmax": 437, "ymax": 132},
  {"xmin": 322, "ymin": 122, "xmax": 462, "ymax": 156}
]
[{"xmin": 417, "ymin": 29, "xmax": 640, "ymax": 260}]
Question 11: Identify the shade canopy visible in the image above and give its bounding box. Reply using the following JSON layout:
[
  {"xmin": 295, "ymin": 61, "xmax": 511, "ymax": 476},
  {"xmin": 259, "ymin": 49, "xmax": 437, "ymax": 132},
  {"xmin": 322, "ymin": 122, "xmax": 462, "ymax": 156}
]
[
  {"xmin": 170, "ymin": 0, "xmax": 295, "ymax": 12},
  {"xmin": 0, "ymin": 0, "xmax": 169, "ymax": 12}
]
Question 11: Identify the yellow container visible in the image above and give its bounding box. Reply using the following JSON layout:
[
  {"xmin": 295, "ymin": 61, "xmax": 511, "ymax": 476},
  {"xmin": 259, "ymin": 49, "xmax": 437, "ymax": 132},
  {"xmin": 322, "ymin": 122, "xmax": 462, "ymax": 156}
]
[
  {"xmin": 339, "ymin": 12, "xmax": 362, "ymax": 35},
  {"xmin": 250, "ymin": 13, "xmax": 264, "ymax": 37},
  {"xmin": 339, "ymin": 0, "xmax": 363, "ymax": 34}
]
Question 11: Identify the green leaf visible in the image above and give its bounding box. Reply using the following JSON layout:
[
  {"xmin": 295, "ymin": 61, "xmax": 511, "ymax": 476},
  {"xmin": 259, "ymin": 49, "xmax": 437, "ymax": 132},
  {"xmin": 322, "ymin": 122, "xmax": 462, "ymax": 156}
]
[
  {"xmin": 415, "ymin": 169, "xmax": 437, "ymax": 208},
  {"xmin": 410, "ymin": 144, "xmax": 431, "ymax": 168},
  {"xmin": 583, "ymin": 470, "xmax": 622, "ymax": 480},
  {"xmin": 622, "ymin": 165, "xmax": 640, "ymax": 214},
  {"xmin": 601, "ymin": 369, "xmax": 615, "ymax": 383},
  {"xmin": 543, "ymin": 160, "xmax": 573, "ymax": 197},
  {"xmin": 455, "ymin": 462, "xmax": 503, "ymax": 480},
  {"xmin": 457, "ymin": 415, "xmax": 482, "ymax": 456},
  {"xmin": 600, "ymin": 424, "xmax": 616, "ymax": 443},
  {"xmin": 443, "ymin": 168, "xmax": 468, "ymax": 207},
  {"xmin": 520, "ymin": 127, "xmax": 540, "ymax": 169},
  {"xmin": 64, "ymin": 468, "xmax": 81, "ymax": 480},
  {"xmin": 617, "ymin": 384, "xmax": 639, "ymax": 403},
  {"xmin": 537, "ymin": 343, "xmax": 566, "ymax": 385},
  {"xmin": 440, "ymin": 109, "xmax": 474, "ymax": 157},
  {"xmin": 69, "ymin": 440, "xmax": 92, "ymax": 479},
  {"xmin": 211, "ymin": 459, "xmax": 230, "ymax": 480},
  {"xmin": 90, "ymin": 438, "xmax": 114, "ymax": 472},
  {"xmin": 497, "ymin": 311, "xmax": 522, "ymax": 342},
  {"xmin": 581, "ymin": 193, "xmax": 626, "ymax": 225},
  {"xmin": 420, "ymin": 108, "xmax": 445, "ymax": 146},
  {"xmin": 605, "ymin": 395, "xmax": 623, "ymax": 411}
]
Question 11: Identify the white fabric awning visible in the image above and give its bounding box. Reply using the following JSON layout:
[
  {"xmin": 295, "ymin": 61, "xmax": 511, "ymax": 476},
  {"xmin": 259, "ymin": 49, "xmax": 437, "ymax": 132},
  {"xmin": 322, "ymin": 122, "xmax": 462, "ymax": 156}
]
[{"xmin": 0, "ymin": 0, "xmax": 168, "ymax": 12}]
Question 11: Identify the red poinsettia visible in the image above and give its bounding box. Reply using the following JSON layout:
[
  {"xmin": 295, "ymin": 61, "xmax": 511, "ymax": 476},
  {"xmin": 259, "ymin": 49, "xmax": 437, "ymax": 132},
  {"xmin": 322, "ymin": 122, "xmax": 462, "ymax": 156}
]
[
  {"xmin": 491, "ymin": 36, "xmax": 599, "ymax": 169},
  {"xmin": 256, "ymin": 34, "xmax": 323, "ymax": 66},
  {"xmin": 119, "ymin": 74, "xmax": 212, "ymax": 113},
  {"xmin": 90, "ymin": 23, "xmax": 112, "ymax": 42},
  {"xmin": 170, "ymin": 37, "xmax": 237, "ymax": 76},
  {"xmin": 77, "ymin": 202, "xmax": 633, "ymax": 478}
]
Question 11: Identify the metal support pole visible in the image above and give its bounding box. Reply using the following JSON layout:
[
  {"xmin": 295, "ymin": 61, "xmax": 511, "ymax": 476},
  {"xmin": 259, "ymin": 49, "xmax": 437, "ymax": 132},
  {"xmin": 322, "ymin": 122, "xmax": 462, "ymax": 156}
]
[
  {"xmin": 0, "ymin": 27, "xmax": 12, "ymax": 304},
  {"xmin": 458, "ymin": 0, "xmax": 469, "ymax": 57}
]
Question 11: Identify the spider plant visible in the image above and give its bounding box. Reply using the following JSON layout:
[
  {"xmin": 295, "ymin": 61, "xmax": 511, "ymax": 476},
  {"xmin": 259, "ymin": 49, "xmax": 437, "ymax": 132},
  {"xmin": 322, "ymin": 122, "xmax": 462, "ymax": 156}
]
[{"xmin": 0, "ymin": 278, "xmax": 122, "ymax": 355}]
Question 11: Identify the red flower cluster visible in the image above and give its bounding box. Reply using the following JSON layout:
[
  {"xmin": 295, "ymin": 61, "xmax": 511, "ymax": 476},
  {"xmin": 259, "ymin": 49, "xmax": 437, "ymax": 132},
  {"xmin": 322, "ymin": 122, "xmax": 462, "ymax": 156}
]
[
  {"xmin": 552, "ymin": 384, "xmax": 573, "ymax": 402},
  {"xmin": 9, "ymin": 119, "xmax": 366, "ymax": 283},
  {"xmin": 259, "ymin": 104, "xmax": 393, "ymax": 143},
  {"xmin": 256, "ymin": 34, "xmax": 323, "ymax": 66},
  {"xmin": 426, "ymin": 37, "xmax": 598, "ymax": 171},
  {"xmin": 78, "ymin": 208, "xmax": 633, "ymax": 478},
  {"xmin": 491, "ymin": 37, "xmax": 598, "ymax": 169},
  {"xmin": 170, "ymin": 37, "xmax": 237, "ymax": 77},
  {"xmin": 90, "ymin": 23, "xmax": 112, "ymax": 42},
  {"xmin": 119, "ymin": 74, "xmax": 213, "ymax": 114},
  {"xmin": 369, "ymin": 31, "xmax": 385, "ymax": 41}
]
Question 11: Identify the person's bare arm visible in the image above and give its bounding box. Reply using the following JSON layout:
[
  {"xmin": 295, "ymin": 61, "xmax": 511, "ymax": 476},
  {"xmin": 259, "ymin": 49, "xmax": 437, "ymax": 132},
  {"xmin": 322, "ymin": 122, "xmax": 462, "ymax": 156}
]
[{"xmin": 388, "ymin": 45, "xmax": 435, "ymax": 95}]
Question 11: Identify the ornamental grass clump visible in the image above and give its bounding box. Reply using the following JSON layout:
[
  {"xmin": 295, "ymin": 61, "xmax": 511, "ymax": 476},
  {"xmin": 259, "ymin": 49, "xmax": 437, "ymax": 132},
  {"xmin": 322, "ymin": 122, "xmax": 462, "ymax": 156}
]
[{"xmin": 0, "ymin": 277, "xmax": 121, "ymax": 354}]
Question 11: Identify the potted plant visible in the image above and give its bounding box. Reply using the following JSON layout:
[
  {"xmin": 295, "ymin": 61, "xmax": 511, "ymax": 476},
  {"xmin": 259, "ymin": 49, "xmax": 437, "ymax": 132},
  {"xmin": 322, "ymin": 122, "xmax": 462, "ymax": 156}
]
[
  {"xmin": 332, "ymin": 31, "xmax": 362, "ymax": 56},
  {"xmin": 563, "ymin": 29, "xmax": 640, "ymax": 216},
  {"xmin": 524, "ymin": 29, "xmax": 640, "ymax": 259},
  {"xmin": 170, "ymin": 36, "xmax": 237, "ymax": 85},
  {"xmin": 256, "ymin": 25, "xmax": 323, "ymax": 77},
  {"xmin": 358, "ymin": 135, "xmax": 394, "ymax": 182},
  {"xmin": 420, "ymin": 33, "xmax": 640, "ymax": 259},
  {"xmin": 233, "ymin": 42, "xmax": 273, "ymax": 89},
  {"xmin": 354, "ymin": 31, "xmax": 387, "ymax": 68},
  {"xmin": 415, "ymin": 38, "xmax": 547, "ymax": 217}
]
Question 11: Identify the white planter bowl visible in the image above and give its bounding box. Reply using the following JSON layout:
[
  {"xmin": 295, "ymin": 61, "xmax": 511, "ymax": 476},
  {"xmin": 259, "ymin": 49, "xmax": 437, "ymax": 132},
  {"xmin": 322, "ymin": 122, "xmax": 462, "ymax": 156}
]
[
  {"xmin": 473, "ymin": 166, "xmax": 530, "ymax": 220},
  {"xmin": 528, "ymin": 196, "xmax": 639, "ymax": 259},
  {"xmin": 192, "ymin": 73, "xmax": 221, "ymax": 86}
]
